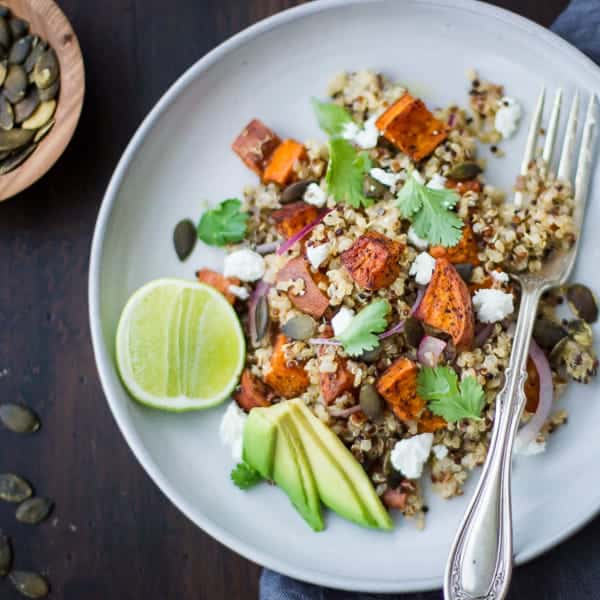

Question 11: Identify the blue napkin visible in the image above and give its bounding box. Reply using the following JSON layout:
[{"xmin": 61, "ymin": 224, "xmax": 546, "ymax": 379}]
[{"xmin": 260, "ymin": 1, "xmax": 597, "ymax": 598}]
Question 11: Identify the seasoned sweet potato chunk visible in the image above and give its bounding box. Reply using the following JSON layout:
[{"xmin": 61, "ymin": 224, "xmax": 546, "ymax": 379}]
[
  {"xmin": 234, "ymin": 369, "xmax": 272, "ymax": 412},
  {"xmin": 264, "ymin": 334, "xmax": 309, "ymax": 398},
  {"xmin": 319, "ymin": 352, "xmax": 355, "ymax": 404},
  {"xmin": 445, "ymin": 178, "xmax": 482, "ymax": 194},
  {"xmin": 430, "ymin": 223, "xmax": 481, "ymax": 265},
  {"xmin": 414, "ymin": 258, "xmax": 475, "ymax": 350},
  {"xmin": 271, "ymin": 201, "xmax": 319, "ymax": 240},
  {"xmin": 196, "ymin": 268, "xmax": 240, "ymax": 304},
  {"xmin": 276, "ymin": 257, "xmax": 329, "ymax": 318},
  {"xmin": 232, "ymin": 119, "xmax": 281, "ymax": 176},
  {"xmin": 263, "ymin": 139, "xmax": 306, "ymax": 185},
  {"xmin": 524, "ymin": 357, "xmax": 540, "ymax": 413},
  {"xmin": 417, "ymin": 410, "xmax": 447, "ymax": 433},
  {"xmin": 341, "ymin": 231, "xmax": 404, "ymax": 291},
  {"xmin": 376, "ymin": 358, "xmax": 425, "ymax": 422},
  {"xmin": 376, "ymin": 93, "xmax": 448, "ymax": 162}
]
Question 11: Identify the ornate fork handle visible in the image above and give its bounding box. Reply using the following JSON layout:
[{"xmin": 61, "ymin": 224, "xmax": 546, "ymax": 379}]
[{"xmin": 444, "ymin": 282, "xmax": 543, "ymax": 600}]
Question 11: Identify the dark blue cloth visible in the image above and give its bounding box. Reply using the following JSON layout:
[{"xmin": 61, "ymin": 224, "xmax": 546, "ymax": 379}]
[{"xmin": 260, "ymin": 1, "xmax": 597, "ymax": 598}]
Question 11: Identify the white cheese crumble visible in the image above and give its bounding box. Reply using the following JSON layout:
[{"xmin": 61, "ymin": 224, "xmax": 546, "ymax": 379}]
[
  {"xmin": 432, "ymin": 444, "xmax": 449, "ymax": 460},
  {"xmin": 495, "ymin": 97, "xmax": 522, "ymax": 139},
  {"xmin": 514, "ymin": 437, "xmax": 546, "ymax": 457},
  {"xmin": 409, "ymin": 252, "xmax": 436, "ymax": 285},
  {"xmin": 427, "ymin": 173, "xmax": 447, "ymax": 190},
  {"xmin": 219, "ymin": 401, "xmax": 247, "ymax": 462},
  {"xmin": 407, "ymin": 226, "xmax": 429, "ymax": 250},
  {"xmin": 491, "ymin": 270, "xmax": 510, "ymax": 284},
  {"xmin": 303, "ymin": 182, "xmax": 328, "ymax": 207},
  {"xmin": 306, "ymin": 242, "xmax": 330, "ymax": 269},
  {"xmin": 227, "ymin": 284, "xmax": 250, "ymax": 300},
  {"xmin": 390, "ymin": 433, "xmax": 433, "ymax": 479},
  {"xmin": 224, "ymin": 249, "xmax": 265, "ymax": 282},
  {"xmin": 331, "ymin": 306, "xmax": 355, "ymax": 337},
  {"xmin": 341, "ymin": 114, "xmax": 380, "ymax": 149},
  {"xmin": 473, "ymin": 288, "xmax": 514, "ymax": 323},
  {"xmin": 369, "ymin": 167, "xmax": 402, "ymax": 188}
]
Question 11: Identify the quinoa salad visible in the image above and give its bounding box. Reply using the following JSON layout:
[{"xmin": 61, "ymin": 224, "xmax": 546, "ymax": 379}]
[{"xmin": 183, "ymin": 70, "xmax": 599, "ymax": 532}]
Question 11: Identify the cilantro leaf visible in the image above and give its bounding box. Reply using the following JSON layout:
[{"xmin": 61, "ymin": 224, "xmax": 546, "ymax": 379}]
[
  {"xmin": 325, "ymin": 138, "xmax": 373, "ymax": 209},
  {"xmin": 417, "ymin": 366, "xmax": 485, "ymax": 422},
  {"xmin": 311, "ymin": 98, "xmax": 354, "ymax": 138},
  {"xmin": 230, "ymin": 462, "xmax": 263, "ymax": 490},
  {"xmin": 337, "ymin": 299, "xmax": 390, "ymax": 356},
  {"xmin": 197, "ymin": 199, "xmax": 248, "ymax": 246},
  {"xmin": 396, "ymin": 174, "xmax": 463, "ymax": 247}
]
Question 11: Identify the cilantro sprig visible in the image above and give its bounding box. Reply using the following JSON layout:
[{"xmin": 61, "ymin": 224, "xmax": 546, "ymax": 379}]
[
  {"xmin": 337, "ymin": 299, "xmax": 390, "ymax": 356},
  {"xmin": 197, "ymin": 198, "xmax": 248, "ymax": 247},
  {"xmin": 417, "ymin": 366, "xmax": 485, "ymax": 422},
  {"xmin": 230, "ymin": 462, "xmax": 263, "ymax": 490},
  {"xmin": 311, "ymin": 98, "xmax": 354, "ymax": 138},
  {"xmin": 396, "ymin": 173, "xmax": 463, "ymax": 247}
]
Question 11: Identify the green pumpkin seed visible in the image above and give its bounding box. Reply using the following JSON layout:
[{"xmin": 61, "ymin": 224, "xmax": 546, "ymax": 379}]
[
  {"xmin": 358, "ymin": 345, "xmax": 381, "ymax": 363},
  {"xmin": 359, "ymin": 383, "xmax": 384, "ymax": 420},
  {"xmin": 13, "ymin": 86, "xmax": 39, "ymax": 123},
  {"xmin": 0, "ymin": 94, "xmax": 13, "ymax": 130},
  {"xmin": 0, "ymin": 403, "xmax": 40, "ymax": 433},
  {"xmin": 0, "ymin": 473, "xmax": 32, "ymax": 502},
  {"xmin": 0, "ymin": 143, "xmax": 36, "ymax": 174},
  {"xmin": 0, "ymin": 533, "xmax": 11, "ymax": 576},
  {"xmin": 21, "ymin": 99, "xmax": 55, "ymax": 130},
  {"xmin": 447, "ymin": 162, "xmax": 483, "ymax": 181},
  {"xmin": 33, "ymin": 49, "xmax": 58, "ymax": 89},
  {"xmin": 253, "ymin": 295, "xmax": 269, "ymax": 345},
  {"xmin": 0, "ymin": 127, "xmax": 33, "ymax": 151},
  {"xmin": 16, "ymin": 497, "xmax": 53, "ymax": 524},
  {"xmin": 3, "ymin": 63, "xmax": 27, "ymax": 103},
  {"xmin": 281, "ymin": 179, "xmax": 316, "ymax": 204},
  {"xmin": 8, "ymin": 18, "xmax": 28, "ymax": 40},
  {"xmin": 363, "ymin": 174, "xmax": 388, "ymax": 199},
  {"xmin": 33, "ymin": 119, "xmax": 54, "ymax": 143},
  {"xmin": 404, "ymin": 316, "xmax": 425, "ymax": 347},
  {"xmin": 281, "ymin": 315, "xmax": 316, "ymax": 340},
  {"xmin": 454, "ymin": 262, "xmax": 474, "ymax": 283},
  {"xmin": 566, "ymin": 283, "xmax": 598, "ymax": 323},
  {"xmin": 37, "ymin": 79, "xmax": 58, "ymax": 102},
  {"xmin": 9, "ymin": 571, "xmax": 49, "ymax": 598},
  {"xmin": 533, "ymin": 317, "xmax": 566, "ymax": 351},
  {"xmin": 0, "ymin": 58, "xmax": 6, "ymax": 86},
  {"xmin": 173, "ymin": 219, "xmax": 196, "ymax": 261},
  {"xmin": 0, "ymin": 17, "xmax": 10, "ymax": 50},
  {"xmin": 8, "ymin": 34, "xmax": 32, "ymax": 65},
  {"xmin": 24, "ymin": 39, "xmax": 46, "ymax": 73}
]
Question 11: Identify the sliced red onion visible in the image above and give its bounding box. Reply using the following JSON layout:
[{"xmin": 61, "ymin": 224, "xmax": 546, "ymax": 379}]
[
  {"xmin": 255, "ymin": 241, "xmax": 280, "ymax": 255},
  {"xmin": 379, "ymin": 320, "xmax": 405, "ymax": 340},
  {"xmin": 410, "ymin": 286, "xmax": 426, "ymax": 316},
  {"xmin": 474, "ymin": 323, "xmax": 494, "ymax": 348},
  {"xmin": 417, "ymin": 335, "xmax": 447, "ymax": 367},
  {"xmin": 308, "ymin": 337, "xmax": 342, "ymax": 346},
  {"xmin": 276, "ymin": 208, "xmax": 333, "ymax": 256},
  {"xmin": 516, "ymin": 339, "xmax": 554, "ymax": 448},
  {"xmin": 448, "ymin": 112, "xmax": 456, "ymax": 127},
  {"xmin": 329, "ymin": 405, "xmax": 362, "ymax": 418},
  {"xmin": 248, "ymin": 280, "xmax": 271, "ymax": 345}
]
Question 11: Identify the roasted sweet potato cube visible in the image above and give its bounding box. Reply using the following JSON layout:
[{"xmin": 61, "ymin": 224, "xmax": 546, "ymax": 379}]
[
  {"xmin": 264, "ymin": 334, "xmax": 309, "ymax": 398},
  {"xmin": 232, "ymin": 119, "xmax": 281, "ymax": 176},
  {"xmin": 376, "ymin": 357, "xmax": 426, "ymax": 422},
  {"xmin": 234, "ymin": 369, "xmax": 272, "ymax": 412},
  {"xmin": 276, "ymin": 257, "xmax": 329, "ymax": 318},
  {"xmin": 430, "ymin": 223, "xmax": 481, "ymax": 265},
  {"xmin": 341, "ymin": 231, "xmax": 404, "ymax": 291},
  {"xmin": 271, "ymin": 201, "xmax": 319, "ymax": 240},
  {"xmin": 263, "ymin": 139, "xmax": 306, "ymax": 185},
  {"xmin": 445, "ymin": 178, "xmax": 482, "ymax": 194},
  {"xmin": 417, "ymin": 410, "xmax": 447, "ymax": 433},
  {"xmin": 376, "ymin": 93, "xmax": 448, "ymax": 161},
  {"xmin": 414, "ymin": 258, "xmax": 475, "ymax": 350},
  {"xmin": 524, "ymin": 357, "xmax": 540, "ymax": 413},
  {"xmin": 319, "ymin": 351, "xmax": 355, "ymax": 405},
  {"xmin": 196, "ymin": 268, "xmax": 240, "ymax": 304}
]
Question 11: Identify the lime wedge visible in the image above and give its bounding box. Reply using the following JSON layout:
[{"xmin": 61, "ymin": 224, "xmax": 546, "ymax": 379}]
[{"xmin": 116, "ymin": 278, "xmax": 245, "ymax": 411}]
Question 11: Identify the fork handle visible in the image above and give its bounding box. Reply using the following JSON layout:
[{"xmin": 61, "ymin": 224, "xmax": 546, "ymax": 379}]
[{"xmin": 444, "ymin": 284, "xmax": 543, "ymax": 600}]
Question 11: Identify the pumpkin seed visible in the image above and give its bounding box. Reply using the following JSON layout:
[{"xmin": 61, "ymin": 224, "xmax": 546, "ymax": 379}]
[
  {"xmin": 24, "ymin": 39, "xmax": 45, "ymax": 73},
  {"xmin": 0, "ymin": 142, "xmax": 35, "ymax": 174},
  {"xmin": 0, "ymin": 94, "xmax": 12, "ymax": 130},
  {"xmin": 0, "ymin": 58, "xmax": 6, "ymax": 86},
  {"xmin": 37, "ymin": 79, "xmax": 58, "ymax": 102},
  {"xmin": 14, "ymin": 86, "xmax": 39, "ymax": 123},
  {"xmin": 447, "ymin": 162, "xmax": 482, "ymax": 181},
  {"xmin": 9, "ymin": 571, "xmax": 49, "ymax": 598},
  {"xmin": 0, "ymin": 403, "xmax": 40, "ymax": 433},
  {"xmin": 566, "ymin": 283, "xmax": 598, "ymax": 323},
  {"xmin": 3, "ymin": 63, "xmax": 26, "ymax": 103},
  {"xmin": 533, "ymin": 316, "xmax": 567, "ymax": 351},
  {"xmin": 8, "ymin": 18, "xmax": 28, "ymax": 40},
  {"xmin": 8, "ymin": 35, "xmax": 32, "ymax": 65},
  {"xmin": 33, "ymin": 119, "xmax": 54, "ymax": 143},
  {"xmin": 0, "ymin": 473, "xmax": 32, "ymax": 502},
  {"xmin": 404, "ymin": 316, "xmax": 425, "ymax": 347},
  {"xmin": 253, "ymin": 295, "xmax": 270, "ymax": 344},
  {"xmin": 363, "ymin": 174, "xmax": 387, "ymax": 199},
  {"xmin": 16, "ymin": 497, "xmax": 53, "ymax": 524},
  {"xmin": 358, "ymin": 345, "xmax": 381, "ymax": 363},
  {"xmin": 0, "ymin": 17, "xmax": 10, "ymax": 50},
  {"xmin": 0, "ymin": 127, "xmax": 33, "ymax": 151},
  {"xmin": 565, "ymin": 319, "xmax": 593, "ymax": 348},
  {"xmin": 359, "ymin": 383, "xmax": 384, "ymax": 420},
  {"xmin": 281, "ymin": 179, "xmax": 316, "ymax": 204},
  {"xmin": 21, "ymin": 99, "xmax": 55, "ymax": 130},
  {"xmin": 281, "ymin": 315, "xmax": 316, "ymax": 340},
  {"xmin": 173, "ymin": 219, "xmax": 196, "ymax": 261},
  {"xmin": 454, "ymin": 262, "xmax": 474, "ymax": 283},
  {"xmin": 33, "ymin": 49, "xmax": 58, "ymax": 89},
  {"xmin": 0, "ymin": 533, "xmax": 11, "ymax": 576}
]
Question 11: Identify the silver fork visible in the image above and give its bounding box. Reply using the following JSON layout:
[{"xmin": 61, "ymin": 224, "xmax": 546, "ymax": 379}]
[{"xmin": 444, "ymin": 88, "xmax": 598, "ymax": 600}]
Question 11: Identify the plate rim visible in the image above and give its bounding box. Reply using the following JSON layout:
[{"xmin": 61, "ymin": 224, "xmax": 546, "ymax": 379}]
[{"xmin": 88, "ymin": 0, "xmax": 600, "ymax": 592}]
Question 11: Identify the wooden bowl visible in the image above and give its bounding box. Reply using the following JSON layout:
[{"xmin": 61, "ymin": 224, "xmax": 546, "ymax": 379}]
[{"xmin": 0, "ymin": 0, "xmax": 84, "ymax": 201}]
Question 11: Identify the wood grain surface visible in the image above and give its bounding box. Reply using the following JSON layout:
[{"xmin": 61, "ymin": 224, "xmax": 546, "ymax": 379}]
[{"xmin": 4, "ymin": 1, "xmax": 598, "ymax": 599}]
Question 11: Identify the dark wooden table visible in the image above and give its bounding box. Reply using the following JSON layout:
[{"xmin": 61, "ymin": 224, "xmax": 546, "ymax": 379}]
[{"xmin": 3, "ymin": 0, "xmax": 598, "ymax": 598}]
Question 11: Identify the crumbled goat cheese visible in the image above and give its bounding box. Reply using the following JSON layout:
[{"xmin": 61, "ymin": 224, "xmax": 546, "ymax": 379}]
[
  {"xmin": 341, "ymin": 114, "xmax": 380, "ymax": 149},
  {"xmin": 409, "ymin": 252, "xmax": 436, "ymax": 285},
  {"xmin": 369, "ymin": 167, "xmax": 402, "ymax": 188},
  {"xmin": 227, "ymin": 284, "xmax": 249, "ymax": 300},
  {"xmin": 303, "ymin": 182, "xmax": 328, "ymax": 207},
  {"xmin": 306, "ymin": 243, "xmax": 330, "ymax": 269},
  {"xmin": 473, "ymin": 288, "xmax": 514, "ymax": 323},
  {"xmin": 432, "ymin": 444, "xmax": 449, "ymax": 460},
  {"xmin": 390, "ymin": 433, "xmax": 434, "ymax": 479},
  {"xmin": 332, "ymin": 306, "xmax": 355, "ymax": 336},
  {"xmin": 514, "ymin": 437, "xmax": 546, "ymax": 457},
  {"xmin": 407, "ymin": 226, "xmax": 429, "ymax": 250},
  {"xmin": 427, "ymin": 173, "xmax": 447, "ymax": 190},
  {"xmin": 495, "ymin": 97, "xmax": 522, "ymax": 139},
  {"xmin": 219, "ymin": 401, "xmax": 247, "ymax": 462},
  {"xmin": 224, "ymin": 249, "xmax": 265, "ymax": 282},
  {"xmin": 491, "ymin": 270, "xmax": 510, "ymax": 284}
]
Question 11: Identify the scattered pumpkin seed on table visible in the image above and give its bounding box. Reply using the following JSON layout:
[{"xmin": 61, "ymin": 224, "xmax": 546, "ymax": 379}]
[
  {"xmin": 9, "ymin": 571, "xmax": 49, "ymax": 599},
  {"xmin": 16, "ymin": 497, "xmax": 54, "ymax": 524},
  {"xmin": 0, "ymin": 533, "xmax": 12, "ymax": 576},
  {"xmin": 0, "ymin": 473, "xmax": 32, "ymax": 503},
  {"xmin": 0, "ymin": 403, "xmax": 40, "ymax": 433},
  {"xmin": 173, "ymin": 219, "xmax": 197, "ymax": 261}
]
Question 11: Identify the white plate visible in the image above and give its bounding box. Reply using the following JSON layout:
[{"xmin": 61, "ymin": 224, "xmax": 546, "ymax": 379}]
[{"xmin": 89, "ymin": 0, "xmax": 600, "ymax": 592}]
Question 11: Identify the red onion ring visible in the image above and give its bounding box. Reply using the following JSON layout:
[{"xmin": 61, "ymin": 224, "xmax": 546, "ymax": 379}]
[
  {"xmin": 308, "ymin": 338, "xmax": 341, "ymax": 346},
  {"xmin": 417, "ymin": 336, "xmax": 447, "ymax": 367},
  {"xmin": 410, "ymin": 286, "xmax": 426, "ymax": 316},
  {"xmin": 276, "ymin": 208, "xmax": 333, "ymax": 256},
  {"xmin": 448, "ymin": 112, "xmax": 456, "ymax": 127},
  {"xmin": 328, "ymin": 405, "xmax": 362, "ymax": 418},
  {"xmin": 378, "ymin": 321, "xmax": 405, "ymax": 340}
]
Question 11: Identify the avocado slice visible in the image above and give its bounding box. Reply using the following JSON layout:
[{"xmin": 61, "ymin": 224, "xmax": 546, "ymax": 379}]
[
  {"xmin": 291, "ymin": 401, "xmax": 393, "ymax": 531},
  {"xmin": 243, "ymin": 408, "xmax": 277, "ymax": 479}
]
